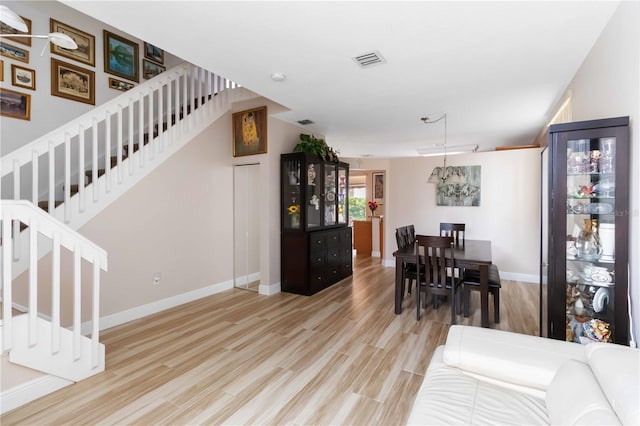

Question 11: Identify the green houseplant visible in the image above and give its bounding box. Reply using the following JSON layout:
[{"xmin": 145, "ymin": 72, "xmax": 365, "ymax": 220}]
[{"xmin": 293, "ymin": 134, "xmax": 339, "ymax": 162}]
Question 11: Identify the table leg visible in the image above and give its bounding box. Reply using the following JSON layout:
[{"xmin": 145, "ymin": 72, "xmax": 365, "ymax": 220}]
[
  {"xmin": 395, "ymin": 256, "xmax": 403, "ymax": 314},
  {"xmin": 480, "ymin": 264, "xmax": 489, "ymax": 328}
]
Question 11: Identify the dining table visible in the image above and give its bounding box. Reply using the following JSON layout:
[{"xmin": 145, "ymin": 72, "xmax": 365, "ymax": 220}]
[{"xmin": 393, "ymin": 238, "xmax": 493, "ymax": 327}]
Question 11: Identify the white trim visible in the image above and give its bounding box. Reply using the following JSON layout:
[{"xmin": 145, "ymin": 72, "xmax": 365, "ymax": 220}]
[
  {"xmin": 234, "ymin": 272, "xmax": 260, "ymax": 287},
  {"xmin": 258, "ymin": 281, "xmax": 281, "ymax": 296},
  {"xmin": 0, "ymin": 374, "xmax": 72, "ymax": 415},
  {"xmin": 372, "ymin": 251, "xmax": 381, "ymax": 258},
  {"xmin": 82, "ymin": 279, "xmax": 234, "ymax": 334},
  {"xmin": 500, "ymin": 272, "xmax": 538, "ymax": 284}
]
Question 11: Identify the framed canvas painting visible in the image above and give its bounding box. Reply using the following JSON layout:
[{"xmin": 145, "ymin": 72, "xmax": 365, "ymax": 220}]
[
  {"xmin": 0, "ymin": 87, "xmax": 31, "ymax": 120},
  {"xmin": 144, "ymin": 42, "xmax": 164, "ymax": 64},
  {"xmin": 50, "ymin": 19, "xmax": 95, "ymax": 66},
  {"xmin": 142, "ymin": 59, "xmax": 165, "ymax": 79},
  {"xmin": 373, "ymin": 172, "xmax": 384, "ymax": 202},
  {"xmin": 103, "ymin": 30, "xmax": 139, "ymax": 82},
  {"xmin": 51, "ymin": 58, "xmax": 95, "ymax": 105},
  {"xmin": 232, "ymin": 106, "xmax": 267, "ymax": 157}
]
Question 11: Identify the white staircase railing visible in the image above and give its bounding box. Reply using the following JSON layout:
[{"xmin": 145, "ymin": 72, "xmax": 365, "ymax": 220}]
[
  {"xmin": 1, "ymin": 200, "xmax": 107, "ymax": 381},
  {"xmin": 2, "ymin": 62, "xmax": 254, "ymax": 277}
]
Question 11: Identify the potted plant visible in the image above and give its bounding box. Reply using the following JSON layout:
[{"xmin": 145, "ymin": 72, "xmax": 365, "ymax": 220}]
[{"xmin": 293, "ymin": 133, "xmax": 339, "ymax": 162}]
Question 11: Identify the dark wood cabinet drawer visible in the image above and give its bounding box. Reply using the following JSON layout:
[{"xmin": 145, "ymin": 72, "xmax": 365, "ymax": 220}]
[
  {"xmin": 326, "ymin": 230, "xmax": 341, "ymax": 248},
  {"xmin": 310, "ymin": 252, "xmax": 326, "ymax": 268},
  {"xmin": 309, "ymin": 234, "xmax": 326, "ymax": 252}
]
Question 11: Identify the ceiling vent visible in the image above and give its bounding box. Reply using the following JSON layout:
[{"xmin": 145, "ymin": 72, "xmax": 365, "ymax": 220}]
[
  {"xmin": 297, "ymin": 119, "xmax": 314, "ymax": 125},
  {"xmin": 352, "ymin": 51, "xmax": 387, "ymax": 69}
]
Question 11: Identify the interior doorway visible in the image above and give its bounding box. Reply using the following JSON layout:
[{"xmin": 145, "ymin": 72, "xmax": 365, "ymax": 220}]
[{"xmin": 233, "ymin": 163, "xmax": 261, "ymax": 292}]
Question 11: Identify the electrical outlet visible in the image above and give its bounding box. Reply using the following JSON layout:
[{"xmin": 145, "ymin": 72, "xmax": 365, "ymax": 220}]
[{"xmin": 153, "ymin": 272, "xmax": 161, "ymax": 285}]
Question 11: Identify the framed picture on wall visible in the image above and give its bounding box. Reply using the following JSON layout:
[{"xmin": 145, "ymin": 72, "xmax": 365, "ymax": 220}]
[
  {"xmin": 144, "ymin": 42, "xmax": 164, "ymax": 64},
  {"xmin": 0, "ymin": 16, "xmax": 32, "ymax": 46},
  {"xmin": 103, "ymin": 30, "xmax": 139, "ymax": 82},
  {"xmin": 11, "ymin": 64, "xmax": 35, "ymax": 90},
  {"xmin": 50, "ymin": 19, "xmax": 95, "ymax": 66},
  {"xmin": 51, "ymin": 58, "xmax": 95, "ymax": 105},
  {"xmin": 142, "ymin": 59, "xmax": 165, "ymax": 79},
  {"xmin": 108, "ymin": 77, "xmax": 135, "ymax": 92},
  {"xmin": 0, "ymin": 60, "xmax": 4, "ymax": 81},
  {"xmin": 0, "ymin": 87, "xmax": 31, "ymax": 120},
  {"xmin": 373, "ymin": 172, "xmax": 384, "ymax": 202},
  {"xmin": 0, "ymin": 42, "xmax": 29, "ymax": 63},
  {"xmin": 232, "ymin": 106, "xmax": 268, "ymax": 157}
]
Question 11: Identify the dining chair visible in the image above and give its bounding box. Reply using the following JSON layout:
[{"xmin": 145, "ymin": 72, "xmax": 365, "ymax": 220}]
[
  {"xmin": 439, "ymin": 223, "xmax": 465, "ymax": 248},
  {"xmin": 415, "ymin": 235, "xmax": 462, "ymax": 322},
  {"xmin": 459, "ymin": 263, "xmax": 502, "ymax": 323},
  {"xmin": 396, "ymin": 226, "xmax": 417, "ymax": 296}
]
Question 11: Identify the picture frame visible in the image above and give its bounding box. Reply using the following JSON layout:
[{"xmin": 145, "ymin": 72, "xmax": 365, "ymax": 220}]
[
  {"xmin": 0, "ymin": 42, "xmax": 29, "ymax": 63},
  {"xmin": 373, "ymin": 172, "xmax": 384, "ymax": 202},
  {"xmin": 0, "ymin": 16, "xmax": 32, "ymax": 46},
  {"xmin": 144, "ymin": 42, "xmax": 164, "ymax": 64},
  {"xmin": 51, "ymin": 58, "xmax": 95, "ymax": 105},
  {"xmin": 142, "ymin": 59, "xmax": 165, "ymax": 80},
  {"xmin": 108, "ymin": 77, "xmax": 135, "ymax": 92},
  {"xmin": 11, "ymin": 64, "xmax": 35, "ymax": 90},
  {"xmin": 50, "ymin": 19, "xmax": 95, "ymax": 66},
  {"xmin": 232, "ymin": 106, "xmax": 268, "ymax": 157},
  {"xmin": 0, "ymin": 87, "xmax": 31, "ymax": 120},
  {"xmin": 103, "ymin": 30, "xmax": 139, "ymax": 82},
  {"xmin": 0, "ymin": 60, "xmax": 4, "ymax": 81}
]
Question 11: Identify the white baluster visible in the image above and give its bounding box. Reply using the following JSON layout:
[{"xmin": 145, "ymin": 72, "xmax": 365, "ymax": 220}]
[
  {"xmin": 48, "ymin": 141, "xmax": 55, "ymax": 214},
  {"xmin": 92, "ymin": 260, "xmax": 100, "ymax": 367},
  {"xmin": 128, "ymin": 98, "xmax": 135, "ymax": 175},
  {"xmin": 92, "ymin": 118, "xmax": 99, "ymax": 202},
  {"xmin": 166, "ymin": 77, "xmax": 172, "ymax": 148},
  {"xmin": 52, "ymin": 231, "xmax": 61, "ymax": 354},
  {"xmin": 139, "ymin": 92, "xmax": 145, "ymax": 164},
  {"xmin": 174, "ymin": 74, "xmax": 180, "ymax": 143},
  {"xmin": 73, "ymin": 249, "xmax": 81, "ymax": 361},
  {"xmin": 64, "ymin": 133, "xmax": 71, "ymax": 223},
  {"xmin": 105, "ymin": 111, "xmax": 111, "ymax": 192},
  {"xmin": 158, "ymin": 83, "xmax": 164, "ymax": 153},
  {"xmin": 189, "ymin": 67, "xmax": 195, "ymax": 130},
  {"xmin": 183, "ymin": 68, "xmax": 188, "ymax": 134},
  {"xmin": 28, "ymin": 220, "xmax": 38, "ymax": 347},
  {"xmin": 31, "ymin": 150, "xmax": 38, "ymax": 205},
  {"xmin": 78, "ymin": 124, "xmax": 85, "ymax": 212},
  {"xmin": 13, "ymin": 159, "xmax": 20, "ymax": 201},
  {"xmin": 2, "ymin": 216, "xmax": 13, "ymax": 351},
  {"xmin": 117, "ymin": 106, "xmax": 123, "ymax": 184}
]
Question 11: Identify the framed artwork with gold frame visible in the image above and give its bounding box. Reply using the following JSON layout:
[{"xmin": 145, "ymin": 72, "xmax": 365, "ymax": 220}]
[
  {"xmin": 11, "ymin": 64, "xmax": 35, "ymax": 90},
  {"xmin": 103, "ymin": 30, "xmax": 139, "ymax": 82},
  {"xmin": 232, "ymin": 106, "xmax": 267, "ymax": 157},
  {"xmin": 0, "ymin": 16, "xmax": 32, "ymax": 46},
  {"xmin": 0, "ymin": 87, "xmax": 31, "ymax": 120},
  {"xmin": 50, "ymin": 19, "xmax": 95, "ymax": 66},
  {"xmin": 51, "ymin": 58, "xmax": 95, "ymax": 105}
]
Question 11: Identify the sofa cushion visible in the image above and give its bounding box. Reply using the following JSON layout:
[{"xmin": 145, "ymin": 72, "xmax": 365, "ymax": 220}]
[
  {"xmin": 408, "ymin": 346, "xmax": 548, "ymax": 425},
  {"xmin": 546, "ymin": 359, "xmax": 620, "ymax": 425},
  {"xmin": 586, "ymin": 343, "xmax": 640, "ymax": 425}
]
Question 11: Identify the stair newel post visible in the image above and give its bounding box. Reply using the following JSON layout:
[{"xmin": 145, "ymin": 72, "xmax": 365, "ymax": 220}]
[
  {"xmin": 48, "ymin": 141, "xmax": 55, "ymax": 214},
  {"xmin": 51, "ymin": 231, "xmax": 61, "ymax": 354},
  {"xmin": 92, "ymin": 118, "xmax": 99, "ymax": 202},
  {"xmin": 28, "ymin": 220, "xmax": 38, "ymax": 347},
  {"xmin": 72, "ymin": 249, "xmax": 81, "ymax": 361},
  {"xmin": 128, "ymin": 98, "xmax": 135, "ymax": 175},
  {"xmin": 78, "ymin": 124, "xmax": 85, "ymax": 213},
  {"xmin": 158, "ymin": 83, "xmax": 164, "ymax": 153},
  {"xmin": 137, "ymin": 93, "xmax": 145, "ymax": 169},
  {"xmin": 2, "ymin": 215, "xmax": 13, "ymax": 351},
  {"xmin": 117, "ymin": 105, "xmax": 123, "ymax": 184},
  {"xmin": 64, "ymin": 132, "xmax": 71, "ymax": 224},
  {"xmin": 31, "ymin": 150, "xmax": 38, "ymax": 206},
  {"xmin": 12, "ymin": 159, "xmax": 21, "ymax": 261},
  {"xmin": 91, "ymin": 259, "xmax": 100, "ymax": 368},
  {"xmin": 105, "ymin": 111, "xmax": 111, "ymax": 193}
]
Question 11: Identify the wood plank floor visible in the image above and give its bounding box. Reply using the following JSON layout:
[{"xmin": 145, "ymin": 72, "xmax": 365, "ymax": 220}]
[{"xmin": 2, "ymin": 255, "xmax": 539, "ymax": 425}]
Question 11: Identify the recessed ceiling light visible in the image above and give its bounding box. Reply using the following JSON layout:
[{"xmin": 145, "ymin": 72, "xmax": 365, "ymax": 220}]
[{"xmin": 270, "ymin": 72, "xmax": 286, "ymax": 82}]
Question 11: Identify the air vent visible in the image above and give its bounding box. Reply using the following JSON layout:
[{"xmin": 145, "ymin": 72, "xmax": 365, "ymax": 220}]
[
  {"xmin": 297, "ymin": 119, "xmax": 314, "ymax": 125},
  {"xmin": 352, "ymin": 51, "xmax": 387, "ymax": 69}
]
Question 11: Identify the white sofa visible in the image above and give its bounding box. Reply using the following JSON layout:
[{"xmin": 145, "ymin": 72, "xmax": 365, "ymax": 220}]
[{"xmin": 408, "ymin": 325, "xmax": 640, "ymax": 425}]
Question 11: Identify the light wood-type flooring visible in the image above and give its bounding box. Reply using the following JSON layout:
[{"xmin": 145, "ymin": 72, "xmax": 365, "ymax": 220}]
[{"xmin": 2, "ymin": 255, "xmax": 539, "ymax": 425}]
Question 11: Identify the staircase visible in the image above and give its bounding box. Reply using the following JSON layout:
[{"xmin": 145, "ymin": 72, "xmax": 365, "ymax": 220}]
[{"xmin": 1, "ymin": 62, "xmax": 254, "ymax": 412}]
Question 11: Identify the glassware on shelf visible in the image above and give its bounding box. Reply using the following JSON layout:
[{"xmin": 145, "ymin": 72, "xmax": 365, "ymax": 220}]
[{"xmin": 576, "ymin": 218, "xmax": 602, "ymax": 261}]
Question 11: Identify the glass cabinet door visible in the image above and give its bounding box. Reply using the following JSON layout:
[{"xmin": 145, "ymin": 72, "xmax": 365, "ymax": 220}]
[
  {"xmin": 324, "ymin": 163, "xmax": 338, "ymax": 226},
  {"xmin": 565, "ymin": 136, "xmax": 616, "ymax": 344},
  {"xmin": 282, "ymin": 157, "xmax": 302, "ymax": 230},
  {"xmin": 306, "ymin": 160, "xmax": 322, "ymax": 229},
  {"xmin": 337, "ymin": 166, "xmax": 348, "ymax": 224}
]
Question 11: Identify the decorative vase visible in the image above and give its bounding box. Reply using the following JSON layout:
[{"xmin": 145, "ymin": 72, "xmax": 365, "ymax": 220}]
[{"xmin": 576, "ymin": 218, "xmax": 602, "ymax": 261}]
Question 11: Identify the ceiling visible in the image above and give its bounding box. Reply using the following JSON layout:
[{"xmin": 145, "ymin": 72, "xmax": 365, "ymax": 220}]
[{"xmin": 62, "ymin": 1, "xmax": 620, "ymax": 158}]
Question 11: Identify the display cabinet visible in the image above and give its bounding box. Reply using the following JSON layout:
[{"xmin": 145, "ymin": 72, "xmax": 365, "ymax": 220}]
[
  {"xmin": 544, "ymin": 116, "xmax": 629, "ymax": 345},
  {"xmin": 281, "ymin": 153, "xmax": 351, "ymax": 295}
]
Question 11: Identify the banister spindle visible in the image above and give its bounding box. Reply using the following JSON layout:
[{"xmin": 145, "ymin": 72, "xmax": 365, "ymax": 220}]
[
  {"xmin": 105, "ymin": 111, "xmax": 112, "ymax": 192},
  {"xmin": 31, "ymin": 150, "xmax": 38, "ymax": 206},
  {"xmin": 78, "ymin": 124, "xmax": 85, "ymax": 212},
  {"xmin": 174, "ymin": 74, "xmax": 180, "ymax": 142},
  {"xmin": 48, "ymin": 141, "xmax": 55, "ymax": 214},
  {"xmin": 2, "ymin": 216, "xmax": 14, "ymax": 351},
  {"xmin": 128, "ymin": 98, "xmax": 135, "ymax": 175},
  {"xmin": 158, "ymin": 83, "xmax": 164, "ymax": 153},
  {"xmin": 64, "ymin": 133, "xmax": 71, "ymax": 223},
  {"xmin": 139, "ymin": 92, "xmax": 145, "ymax": 164},
  {"xmin": 73, "ymin": 249, "xmax": 81, "ymax": 361},
  {"xmin": 28, "ymin": 220, "xmax": 39, "ymax": 347},
  {"xmin": 183, "ymin": 68, "xmax": 188, "ymax": 134},
  {"xmin": 165, "ymin": 77, "xmax": 172, "ymax": 150},
  {"xmin": 52, "ymin": 231, "xmax": 61, "ymax": 354},
  {"xmin": 92, "ymin": 118, "xmax": 98, "ymax": 202},
  {"xmin": 117, "ymin": 105, "xmax": 123, "ymax": 184},
  {"xmin": 92, "ymin": 260, "xmax": 101, "ymax": 367}
]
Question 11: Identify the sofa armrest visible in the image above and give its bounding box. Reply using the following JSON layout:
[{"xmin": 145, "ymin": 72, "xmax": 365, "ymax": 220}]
[{"xmin": 443, "ymin": 325, "xmax": 587, "ymax": 392}]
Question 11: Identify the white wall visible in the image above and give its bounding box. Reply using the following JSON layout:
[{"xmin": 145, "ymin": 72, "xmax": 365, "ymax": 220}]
[
  {"xmin": 562, "ymin": 1, "xmax": 640, "ymax": 344},
  {"xmin": 0, "ymin": 0, "xmax": 182, "ymax": 155}
]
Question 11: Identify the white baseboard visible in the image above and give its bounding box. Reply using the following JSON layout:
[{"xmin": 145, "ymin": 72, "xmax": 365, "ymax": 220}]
[
  {"xmin": 234, "ymin": 272, "xmax": 261, "ymax": 286},
  {"xmin": 259, "ymin": 281, "xmax": 281, "ymax": 296},
  {"xmin": 372, "ymin": 251, "xmax": 381, "ymax": 258},
  {"xmin": 0, "ymin": 374, "xmax": 72, "ymax": 415},
  {"xmin": 89, "ymin": 279, "xmax": 234, "ymax": 333}
]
